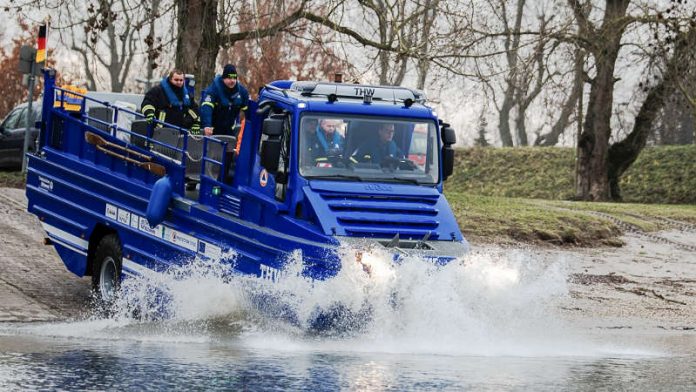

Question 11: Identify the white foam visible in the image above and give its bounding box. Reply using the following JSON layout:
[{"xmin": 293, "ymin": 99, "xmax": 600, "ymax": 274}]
[{"xmin": 6, "ymin": 245, "xmax": 665, "ymax": 357}]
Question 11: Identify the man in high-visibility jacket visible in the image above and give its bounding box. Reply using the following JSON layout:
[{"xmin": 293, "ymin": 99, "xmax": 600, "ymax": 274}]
[
  {"xmin": 140, "ymin": 69, "xmax": 201, "ymax": 134},
  {"xmin": 200, "ymin": 64, "xmax": 249, "ymax": 136}
]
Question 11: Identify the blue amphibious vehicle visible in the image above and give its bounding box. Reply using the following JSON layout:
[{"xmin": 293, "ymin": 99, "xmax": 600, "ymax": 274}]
[{"xmin": 26, "ymin": 69, "xmax": 468, "ymax": 322}]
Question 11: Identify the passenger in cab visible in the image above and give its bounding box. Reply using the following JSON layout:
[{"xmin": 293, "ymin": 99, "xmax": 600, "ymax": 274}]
[
  {"xmin": 306, "ymin": 118, "xmax": 344, "ymax": 163},
  {"xmin": 201, "ymin": 64, "xmax": 249, "ymax": 137},
  {"xmin": 353, "ymin": 122, "xmax": 403, "ymax": 163},
  {"xmin": 140, "ymin": 69, "xmax": 201, "ymax": 134}
]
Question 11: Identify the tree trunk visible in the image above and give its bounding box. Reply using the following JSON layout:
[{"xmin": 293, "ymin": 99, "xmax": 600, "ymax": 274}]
[
  {"xmin": 575, "ymin": 0, "xmax": 630, "ymax": 201},
  {"xmin": 175, "ymin": 0, "xmax": 220, "ymax": 88},
  {"xmin": 146, "ymin": 0, "xmax": 161, "ymax": 84},
  {"xmin": 498, "ymin": 91, "xmax": 515, "ymax": 146},
  {"xmin": 576, "ymin": 62, "xmax": 617, "ymax": 201},
  {"xmin": 607, "ymin": 80, "xmax": 667, "ymax": 200},
  {"xmin": 514, "ymin": 109, "xmax": 528, "ymax": 145},
  {"xmin": 416, "ymin": 0, "xmax": 437, "ymax": 90}
]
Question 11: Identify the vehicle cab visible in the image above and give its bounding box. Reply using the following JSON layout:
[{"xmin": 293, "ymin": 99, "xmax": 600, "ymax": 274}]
[{"xmin": 247, "ymin": 81, "xmax": 466, "ymax": 257}]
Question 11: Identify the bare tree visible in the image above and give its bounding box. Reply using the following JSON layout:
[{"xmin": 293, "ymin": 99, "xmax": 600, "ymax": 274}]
[
  {"xmin": 342, "ymin": 0, "xmax": 442, "ymax": 87},
  {"xmin": 650, "ymin": 90, "xmax": 695, "ymax": 145},
  {"xmin": 606, "ymin": 11, "xmax": 696, "ymax": 200},
  {"xmin": 568, "ymin": 0, "xmax": 633, "ymax": 200},
  {"xmin": 478, "ymin": 0, "xmax": 557, "ymax": 146},
  {"xmin": 300, "ymin": 0, "xmax": 474, "ymax": 88},
  {"xmin": 511, "ymin": 16, "xmax": 556, "ymax": 145},
  {"xmin": 672, "ymin": 30, "xmax": 696, "ymax": 145},
  {"xmin": 59, "ymin": 0, "xmax": 155, "ymax": 91},
  {"xmin": 562, "ymin": 0, "xmax": 696, "ymax": 201},
  {"xmin": 219, "ymin": 2, "xmax": 347, "ymax": 97},
  {"xmin": 495, "ymin": 0, "xmax": 526, "ymax": 146},
  {"xmin": 175, "ymin": 0, "xmax": 308, "ymax": 86},
  {"xmin": 143, "ymin": 0, "xmax": 164, "ymax": 83},
  {"xmin": 535, "ymin": 47, "xmax": 585, "ymax": 146},
  {"xmin": 0, "ymin": 19, "xmax": 45, "ymax": 118}
]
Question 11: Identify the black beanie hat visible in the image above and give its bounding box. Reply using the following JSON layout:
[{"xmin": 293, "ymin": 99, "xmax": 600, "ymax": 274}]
[{"xmin": 222, "ymin": 64, "xmax": 237, "ymax": 79}]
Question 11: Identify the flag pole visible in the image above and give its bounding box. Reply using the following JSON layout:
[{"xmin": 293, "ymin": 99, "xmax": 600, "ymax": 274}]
[{"xmin": 22, "ymin": 23, "xmax": 47, "ymax": 173}]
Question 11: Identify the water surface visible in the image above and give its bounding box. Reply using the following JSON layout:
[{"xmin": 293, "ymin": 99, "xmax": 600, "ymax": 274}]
[{"xmin": 1, "ymin": 248, "xmax": 694, "ymax": 390}]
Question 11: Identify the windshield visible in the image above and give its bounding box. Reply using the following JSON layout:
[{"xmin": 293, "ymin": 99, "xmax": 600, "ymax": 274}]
[{"xmin": 299, "ymin": 114, "xmax": 440, "ymax": 185}]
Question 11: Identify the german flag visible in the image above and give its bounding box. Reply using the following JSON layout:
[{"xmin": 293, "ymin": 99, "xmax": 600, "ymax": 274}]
[{"xmin": 36, "ymin": 24, "xmax": 47, "ymax": 63}]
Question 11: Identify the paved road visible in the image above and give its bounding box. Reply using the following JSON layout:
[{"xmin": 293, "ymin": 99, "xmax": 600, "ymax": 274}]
[{"xmin": 0, "ymin": 188, "xmax": 91, "ymax": 322}]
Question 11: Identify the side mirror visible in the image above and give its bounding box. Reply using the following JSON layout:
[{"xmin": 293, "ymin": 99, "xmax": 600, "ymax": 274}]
[
  {"xmin": 262, "ymin": 117, "xmax": 283, "ymax": 136},
  {"xmin": 442, "ymin": 147, "xmax": 454, "ymax": 180},
  {"xmin": 441, "ymin": 124, "xmax": 456, "ymax": 181},
  {"xmin": 260, "ymin": 138, "xmax": 281, "ymax": 175},
  {"xmin": 442, "ymin": 125, "xmax": 456, "ymax": 145},
  {"xmin": 260, "ymin": 115, "xmax": 285, "ymax": 175}
]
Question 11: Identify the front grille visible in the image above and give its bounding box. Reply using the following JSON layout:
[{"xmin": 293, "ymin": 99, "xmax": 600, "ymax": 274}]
[{"xmin": 319, "ymin": 191, "xmax": 441, "ymax": 239}]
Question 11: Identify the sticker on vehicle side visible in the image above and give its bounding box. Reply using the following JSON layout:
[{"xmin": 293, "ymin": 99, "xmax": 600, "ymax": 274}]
[
  {"xmin": 198, "ymin": 240, "xmax": 222, "ymax": 259},
  {"xmin": 259, "ymin": 169, "xmax": 268, "ymax": 187},
  {"xmin": 39, "ymin": 176, "xmax": 53, "ymax": 191},
  {"xmin": 105, "ymin": 204, "xmax": 224, "ymax": 258},
  {"xmin": 138, "ymin": 216, "xmax": 160, "ymax": 236},
  {"xmin": 166, "ymin": 227, "xmax": 198, "ymax": 252},
  {"xmin": 117, "ymin": 209, "xmax": 130, "ymax": 226},
  {"xmin": 105, "ymin": 203, "xmax": 118, "ymax": 220}
]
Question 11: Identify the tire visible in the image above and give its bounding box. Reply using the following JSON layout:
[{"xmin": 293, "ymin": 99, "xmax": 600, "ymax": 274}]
[{"xmin": 92, "ymin": 234, "xmax": 122, "ymax": 309}]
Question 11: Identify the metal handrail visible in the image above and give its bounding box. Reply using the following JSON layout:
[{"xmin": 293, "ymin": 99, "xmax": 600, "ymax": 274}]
[{"xmin": 54, "ymin": 86, "xmax": 190, "ymax": 163}]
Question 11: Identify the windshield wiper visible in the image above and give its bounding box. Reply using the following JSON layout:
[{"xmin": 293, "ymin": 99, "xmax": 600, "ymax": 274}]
[
  {"xmin": 307, "ymin": 174, "xmax": 425, "ymax": 185},
  {"xmin": 307, "ymin": 174, "xmax": 364, "ymax": 182},
  {"xmin": 382, "ymin": 176, "xmax": 422, "ymax": 185}
]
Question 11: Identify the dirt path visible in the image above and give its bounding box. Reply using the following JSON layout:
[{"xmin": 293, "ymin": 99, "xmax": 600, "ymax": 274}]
[
  {"xmin": 1, "ymin": 187, "xmax": 694, "ymax": 330},
  {"xmin": 530, "ymin": 233, "xmax": 696, "ymax": 331},
  {"xmin": 0, "ymin": 188, "xmax": 91, "ymax": 322}
]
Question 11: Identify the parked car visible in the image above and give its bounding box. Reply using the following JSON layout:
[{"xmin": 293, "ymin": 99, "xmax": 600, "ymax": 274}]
[{"xmin": 0, "ymin": 101, "xmax": 41, "ymax": 169}]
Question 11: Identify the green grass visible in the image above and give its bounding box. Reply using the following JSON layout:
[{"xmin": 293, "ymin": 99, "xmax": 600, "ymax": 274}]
[
  {"xmin": 445, "ymin": 146, "xmax": 696, "ymax": 245},
  {"xmin": 447, "ymin": 145, "xmax": 696, "ymax": 204},
  {"xmin": 447, "ymin": 193, "xmax": 621, "ymax": 246},
  {"xmin": 447, "ymin": 147, "xmax": 575, "ymax": 200},
  {"xmin": 620, "ymin": 145, "xmax": 696, "ymax": 204},
  {"xmin": 0, "ymin": 170, "xmax": 24, "ymax": 188},
  {"xmin": 447, "ymin": 193, "xmax": 696, "ymax": 247}
]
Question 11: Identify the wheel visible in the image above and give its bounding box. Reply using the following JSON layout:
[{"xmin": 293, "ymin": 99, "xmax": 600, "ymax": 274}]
[{"xmin": 92, "ymin": 234, "xmax": 122, "ymax": 308}]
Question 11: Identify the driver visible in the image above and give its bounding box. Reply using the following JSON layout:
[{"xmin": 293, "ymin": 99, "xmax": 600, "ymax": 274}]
[
  {"xmin": 353, "ymin": 122, "xmax": 403, "ymax": 163},
  {"xmin": 306, "ymin": 118, "xmax": 344, "ymax": 163}
]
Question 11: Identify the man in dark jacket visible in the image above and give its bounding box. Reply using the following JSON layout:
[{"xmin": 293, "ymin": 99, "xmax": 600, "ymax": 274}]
[
  {"xmin": 353, "ymin": 122, "xmax": 403, "ymax": 163},
  {"xmin": 140, "ymin": 69, "xmax": 201, "ymax": 134},
  {"xmin": 200, "ymin": 64, "xmax": 249, "ymax": 136}
]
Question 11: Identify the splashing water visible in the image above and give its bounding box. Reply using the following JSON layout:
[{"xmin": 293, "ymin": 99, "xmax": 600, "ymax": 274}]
[
  {"xmin": 14, "ymin": 245, "xmax": 623, "ymax": 356},
  {"xmin": 240, "ymin": 246, "xmax": 593, "ymax": 356}
]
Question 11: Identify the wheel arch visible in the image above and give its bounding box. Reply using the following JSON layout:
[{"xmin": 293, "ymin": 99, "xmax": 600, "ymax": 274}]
[{"xmin": 87, "ymin": 223, "xmax": 118, "ymax": 277}]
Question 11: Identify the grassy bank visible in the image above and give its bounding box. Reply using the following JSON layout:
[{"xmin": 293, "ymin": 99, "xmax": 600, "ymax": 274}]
[
  {"xmin": 443, "ymin": 145, "xmax": 696, "ymax": 246},
  {"xmin": 448, "ymin": 193, "xmax": 696, "ymax": 247},
  {"xmin": 448, "ymin": 145, "xmax": 696, "ymax": 204}
]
